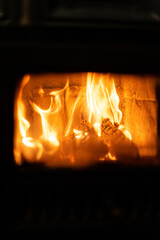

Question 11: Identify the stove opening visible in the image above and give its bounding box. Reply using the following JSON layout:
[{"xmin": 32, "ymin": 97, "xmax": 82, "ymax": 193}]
[{"xmin": 13, "ymin": 73, "xmax": 159, "ymax": 167}]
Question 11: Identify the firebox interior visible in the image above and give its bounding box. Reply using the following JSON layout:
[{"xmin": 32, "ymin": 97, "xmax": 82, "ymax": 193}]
[{"xmin": 13, "ymin": 73, "xmax": 159, "ymax": 167}]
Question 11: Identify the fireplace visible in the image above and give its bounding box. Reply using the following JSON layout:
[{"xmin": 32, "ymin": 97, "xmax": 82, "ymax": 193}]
[
  {"xmin": 1, "ymin": 0, "xmax": 160, "ymax": 237},
  {"xmin": 13, "ymin": 72, "xmax": 159, "ymax": 167}
]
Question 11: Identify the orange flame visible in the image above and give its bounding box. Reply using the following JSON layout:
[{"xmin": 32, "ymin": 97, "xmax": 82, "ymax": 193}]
[
  {"xmin": 14, "ymin": 75, "xmax": 68, "ymax": 164},
  {"xmin": 65, "ymin": 96, "xmax": 80, "ymax": 137},
  {"xmin": 14, "ymin": 73, "xmax": 132, "ymax": 166},
  {"xmin": 14, "ymin": 75, "xmax": 31, "ymax": 164},
  {"xmin": 30, "ymin": 95, "xmax": 60, "ymax": 146},
  {"xmin": 86, "ymin": 73, "xmax": 122, "ymax": 137}
]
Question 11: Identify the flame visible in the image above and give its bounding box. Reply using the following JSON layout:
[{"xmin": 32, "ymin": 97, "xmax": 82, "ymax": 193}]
[
  {"xmin": 85, "ymin": 73, "xmax": 132, "ymax": 160},
  {"xmin": 14, "ymin": 75, "xmax": 31, "ymax": 164},
  {"xmin": 118, "ymin": 125, "xmax": 132, "ymax": 140},
  {"xmin": 14, "ymin": 73, "xmax": 133, "ymax": 166},
  {"xmin": 86, "ymin": 73, "xmax": 122, "ymax": 136},
  {"xmin": 73, "ymin": 129, "xmax": 88, "ymax": 140},
  {"xmin": 14, "ymin": 75, "xmax": 68, "ymax": 164},
  {"xmin": 65, "ymin": 96, "xmax": 80, "ymax": 137},
  {"xmin": 105, "ymin": 152, "xmax": 117, "ymax": 161},
  {"xmin": 38, "ymin": 88, "xmax": 44, "ymax": 95},
  {"xmin": 30, "ymin": 95, "xmax": 60, "ymax": 149},
  {"xmin": 14, "ymin": 75, "xmax": 43, "ymax": 164}
]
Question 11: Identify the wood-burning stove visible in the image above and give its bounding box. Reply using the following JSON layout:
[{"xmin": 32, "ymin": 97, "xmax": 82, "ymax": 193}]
[{"xmin": 1, "ymin": 0, "xmax": 160, "ymax": 237}]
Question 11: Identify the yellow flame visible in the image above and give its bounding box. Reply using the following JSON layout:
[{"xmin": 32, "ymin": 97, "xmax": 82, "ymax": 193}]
[
  {"xmin": 73, "ymin": 129, "xmax": 83, "ymax": 139},
  {"xmin": 30, "ymin": 96, "xmax": 60, "ymax": 147},
  {"xmin": 73, "ymin": 129, "xmax": 88, "ymax": 140},
  {"xmin": 86, "ymin": 73, "xmax": 122, "ymax": 136},
  {"xmin": 118, "ymin": 125, "xmax": 132, "ymax": 140},
  {"xmin": 14, "ymin": 75, "xmax": 44, "ymax": 163},
  {"xmin": 105, "ymin": 152, "xmax": 117, "ymax": 161},
  {"xmin": 93, "ymin": 123, "xmax": 101, "ymax": 137},
  {"xmin": 14, "ymin": 76, "xmax": 68, "ymax": 164},
  {"xmin": 14, "ymin": 75, "xmax": 30, "ymax": 164},
  {"xmin": 65, "ymin": 96, "xmax": 80, "ymax": 136},
  {"xmin": 29, "ymin": 83, "xmax": 70, "ymax": 152}
]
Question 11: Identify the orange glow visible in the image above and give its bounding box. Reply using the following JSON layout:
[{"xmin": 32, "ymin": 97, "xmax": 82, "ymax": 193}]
[
  {"xmin": 105, "ymin": 152, "xmax": 117, "ymax": 161},
  {"xmin": 14, "ymin": 73, "xmax": 136, "ymax": 167}
]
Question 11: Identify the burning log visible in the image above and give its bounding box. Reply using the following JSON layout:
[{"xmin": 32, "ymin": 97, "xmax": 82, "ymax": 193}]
[
  {"xmin": 78, "ymin": 119, "xmax": 94, "ymax": 133},
  {"xmin": 101, "ymin": 118, "xmax": 139, "ymax": 160},
  {"xmin": 69, "ymin": 120, "xmax": 109, "ymax": 166},
  {"xmin": 14, "ymin": 72, "xmax": 141, "ymax": 167}
]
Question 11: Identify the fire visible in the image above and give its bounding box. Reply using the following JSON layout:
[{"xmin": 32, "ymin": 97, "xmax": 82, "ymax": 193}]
[
  {"xmin": 86, "ymin": 73, "xmax": 122, "ymax": 136},
  {"xmin": 14, "ymin": 73, "xmax": 136, "ymax": 167},
  {"xmin": 14, "ymin": 75, "xmax": 31, "ymax": 164},
  {"xmin": 29, "ymin": 95, "xmax": 60, "ymax": 148}
]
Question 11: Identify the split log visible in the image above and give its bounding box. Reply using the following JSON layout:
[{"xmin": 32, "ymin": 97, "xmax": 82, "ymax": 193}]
[
  {"xmin": 101, "ymin": 118, "xmax": 139, "ymax": 160},
  {"xmin": 72, "ymin": 120, "xmax": 109, "ymax": 166}
]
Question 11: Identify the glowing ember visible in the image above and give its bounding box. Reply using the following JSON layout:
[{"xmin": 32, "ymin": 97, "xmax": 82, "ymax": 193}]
[{"xmin": 14, "ymin": 73, "xmax": 138, "ymax": 167}]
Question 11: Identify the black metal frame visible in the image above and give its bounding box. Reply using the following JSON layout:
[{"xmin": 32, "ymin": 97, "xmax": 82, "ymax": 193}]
[{"xmin": 31, "ymin": 0, "xmax": 160, "ymax": 25}]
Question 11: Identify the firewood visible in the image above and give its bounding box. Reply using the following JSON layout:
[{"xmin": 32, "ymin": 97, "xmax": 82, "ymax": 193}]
[
  {"xmin": 71, "ymin": 120, "xmax": 109, "ymax": 165},
  {"xmin": 78, "ymin": 119, "xmax": 94, "ymax": 133},
  {"xmin": 101, "ymin": 118, "xmax": 126, "ymax": 144},
  {"xmin": 101, "ymin": 118, "xmax": 139, "ymax": 159}
]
